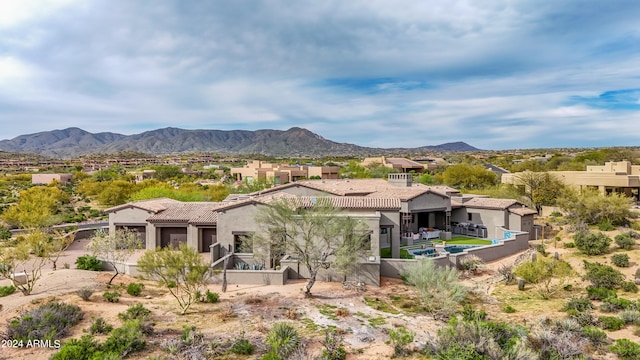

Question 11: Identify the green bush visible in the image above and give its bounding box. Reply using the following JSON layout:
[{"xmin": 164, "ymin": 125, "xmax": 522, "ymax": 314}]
[
  {"xmin": 101, "ymin": 320, "xmax": 146, "ymax": 356},
  {"xmin": 204, "ymin": 289, "xmax": 219, "ymax": 303},
  {"xmin": 600, "ymin": 297, "xmax": 633, "ymax": 312},
  {"xmin": 598, "ymin": 315, "xmax": 625, "ymax": 331},
  {"xmin": 52, "ymin": 335, "xmax": 100, "ymax": 360},
  {"xmin": 103, "ymin": 291, "xmax": 120, "ymax": 303},
  {"xmin": 75, "ymin": 255, "xmax": 103, "ymax": 271},
  {"xmin": 118, "ymin": 303, "xmax": 151, "ymax": 321},
  {"xmin": 265, "ymin": 322, "xmax": 301, "ymax": 359},
  {"xmin": 564, "ymin": 242, "xmax": 576, "ymax": 248},
  {"xmin": 583, "ymin": 261, "xmax": 625, "ymax": 289},
  {"xmin": 610, "ymin": 338, "xmax": 640, "ymax": 360},
  {"xmin": 619, "ymin": 310, "xmax": 640, "ymax": 325},
  {"xmin": 622, "ymin": 281, "xmax": 638, "ymax": 293},
  {"xmin": 230, "ymin": 331, "xmax": 254, "ymax": 355},
  {"xmin": 562, "ymin": 298, "xmax": 593, "ymax": 313},
  {"xmin": 612, "ymin": 253, "xmax": 630, "ymax": 267},
  {"xmin": 7, "ymin": 302, "xmax": 83, "ymax": 342},
  {"xmin": 598, "ymin": 221, "xmax": 616, "ymax": 231},
  {"xmin": 503, "ymin": 305, "xmax": 517, "ymax": 313},
  {"xmin": 586, "ymin": 286, "xmax": 617, "ymax": 300},
  {"xmin": 581, "ymin": 326, "xmax": 607, "ymax": 347},
  {"xmin": 389, "ymin": 326, "xmax": 415, "ymax": 356},
  {"xmin": 90, "ymin": 317, "xmax": 113, "ymax": 335},
  {"xmin": 0, "ymin": 285, "xmax": 16, "ymax": 297},
  {"xmin": 126, "ymin": 283, "xmax": 144, "ymax": 297},
  {"xmin": 321, "ymin": 328, "xmax": 347, "ymax": 360},
  {"xmin": 574, "ymin": 231, "xmax": 611, "ymax": 256},
  {"xmin": 615, "ymin": 234, "xmax": 636, "ymax": 250}
]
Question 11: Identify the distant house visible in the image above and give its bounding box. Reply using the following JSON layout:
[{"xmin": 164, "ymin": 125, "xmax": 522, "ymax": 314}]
[
  {"xmin": 502, "ymin": 161, "xmax": 640, "ymax": 201},
  {"xmin": 361, "ymin": 156, "xmax": 426, "ymax": 173},
  {"xmin": 32, "ymin": 173, "xmax": 73, "ymax": 185},
  {"xmin": 230, "ymin": 160, "xmax": 340, "ymax": 184}
]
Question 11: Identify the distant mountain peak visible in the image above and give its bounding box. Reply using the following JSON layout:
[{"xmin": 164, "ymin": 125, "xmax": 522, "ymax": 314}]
[{"xmin": 0, "ymin": 127, "xmax": 480, "ymax": 158}]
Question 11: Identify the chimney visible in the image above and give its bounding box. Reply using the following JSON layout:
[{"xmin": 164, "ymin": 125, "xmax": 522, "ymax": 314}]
[{"xmin": 388, "ymin": 173, "xmax": 412, "ymax": 187}]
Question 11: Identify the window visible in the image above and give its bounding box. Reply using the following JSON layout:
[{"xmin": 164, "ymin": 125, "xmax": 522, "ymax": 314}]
[
  {"xmin": 468, "ymin": 213, "xmax": 473, "ymax": 221},
  {"xmin": 233, "ymin": 233, "xmax": 252, "ymax": 253}
]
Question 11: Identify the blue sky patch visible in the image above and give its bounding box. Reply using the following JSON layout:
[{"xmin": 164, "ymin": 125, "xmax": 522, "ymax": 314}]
[
  {"xmin": 568, "ymin": 89, "xmax": 640, "ymax": 110},
  {"xmin": 320, "ymin": 77, "xmax": 432, "ymax": 93}
]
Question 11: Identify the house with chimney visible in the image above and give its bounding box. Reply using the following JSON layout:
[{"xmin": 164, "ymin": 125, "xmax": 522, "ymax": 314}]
[{"xmin": 106, "ymin": 174, "xmax": 535, "ymax": 286}]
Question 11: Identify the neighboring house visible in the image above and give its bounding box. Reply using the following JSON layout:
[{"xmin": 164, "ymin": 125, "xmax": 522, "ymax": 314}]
[
  {"xmin": 32, "ymin": 173, "xmax": 73, "ymax": 185},
  {"xmin": 502, "ymin": 161, "xmax": 640, "ymax": 201},
  {"xmin": 231, "ymin": 160, "xmax": 340, "ymax": 184},
  {"xmin": 106, "ymin": 173, "xmax": 537, "ymax": 285},
  {"xmin": 361, "ymin": 156, "xmax": 426, "ymax": 173}
]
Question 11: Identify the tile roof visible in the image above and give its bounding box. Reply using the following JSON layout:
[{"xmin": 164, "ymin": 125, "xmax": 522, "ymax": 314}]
[
  {"xmin": 146, "ymin": 202, "xmax": 221, "ymax": 224},
  {"xmin": 509, "ymin": 207, "xmax": 538, "ymax": 216},
  {"xmin": 386, "ymin": 158, "xmax": 425, "ymax": 168},
  {"xmin": 462, "ymin": 197, "xmax": 519, "ymax": 210},
  {"xmin": 105, "ymin": 198, "xmax": 181, "ymax": 214},
  {"xmin": 254, "ymin": 179, "xmax": 457, "ymax": 200}
]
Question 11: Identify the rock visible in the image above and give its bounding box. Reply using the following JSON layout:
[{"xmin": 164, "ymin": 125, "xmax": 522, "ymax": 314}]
[{"xmin": 145, "ymin": 295, "xmax": 152, "ymax": 299}]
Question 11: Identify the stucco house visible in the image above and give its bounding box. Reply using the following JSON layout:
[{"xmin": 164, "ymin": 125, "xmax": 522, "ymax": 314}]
[
  {"xmin": 502, "ymin": 161, "xmax": 640, "ymax": 201},
  {"xmin": 106, "ymin": 174, "xmax": 536, "ymax": 286},
  {"xmin": 32, "ymin": 173, "xmax": 73, "ymax": 184}
]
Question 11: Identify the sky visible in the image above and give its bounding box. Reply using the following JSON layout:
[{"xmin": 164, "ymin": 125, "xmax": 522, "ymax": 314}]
[{"xmin": 1, "ymin": 0, "xmax": 640, "ymax": 150}]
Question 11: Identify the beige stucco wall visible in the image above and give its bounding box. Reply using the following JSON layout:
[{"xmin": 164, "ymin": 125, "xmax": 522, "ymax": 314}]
[
  {"xmin": 108, "ymin": 207, "xmax": 154, "ymax": 248},
  {"xmin": 405, "ymin": 192, "xmax": 450, "ymax": 213}
]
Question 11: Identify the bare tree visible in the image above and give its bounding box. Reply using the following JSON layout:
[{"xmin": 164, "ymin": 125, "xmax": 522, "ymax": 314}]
[
  {"xmin": 86, "ymin": 228, "xmax": 143, "ymax": 285},
  {"xmin": 252, "ymin": 198, "xmax": 370, "ymax": 297},
  {"xmin": 0, "ymin": 229, "xmax": 53, "ymax": 295}
]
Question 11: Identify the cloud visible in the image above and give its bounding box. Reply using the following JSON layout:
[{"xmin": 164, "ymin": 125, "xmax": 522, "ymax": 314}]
[{"xmin": 1, "ymin": 0, "xmax": 640, "ymax": 150}]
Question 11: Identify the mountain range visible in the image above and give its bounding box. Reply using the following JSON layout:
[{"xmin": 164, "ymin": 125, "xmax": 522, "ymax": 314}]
[{"xmin": 0, "ymin": 127, "xmax": 480, "ymax": 158}]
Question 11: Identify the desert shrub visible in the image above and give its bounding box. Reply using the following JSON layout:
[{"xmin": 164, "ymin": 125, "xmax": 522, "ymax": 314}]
[
  {"xmin": 610, "ymin": 338, "xmax": 640, "ymax": 360},
  {"xmin": 389, "ymin": 326, "xmax": 415, "ymax": 356},
  {"xmin": 562, "ymin": 298, "xmax": 593, "ymax": 313},
  {"xmin": 265, "ymin": 322, "xmax": 302, "ymax": 359},
  {"xmin": 430, "ymin": 319, "xmax": 523, "ymax": 359},
  {"xmin": 460, "ymin": 305, "xmax": 487, "ymax": 322},
  {"xmin": 583, "ymin": 261, "xmax": 625, "ymax": 289},
  {"xmin": 615, "ymin": 234, "xmax": 636, "ymax": 250},
  {"xmin": 612, "ymin": 253, "xmax": 630, "ymax": 267},
  {"xmin": 619, "ymin": 310, "xmax": 640, "ymax": 325},
  {"xmin": 622, "ymin": 281, "xmax": 638, "ymax": 293},
  {"xmin": 103, "ymin": 291, "xmax": 120, "ymax": 303},
  {"xmin": 459, "ymin": 254, "xmax": 485, "ymax": 274},
  {"xmin": 126, "ymin": 283, "xmax": 144, "ymax": 296},
  {"xmin": 598, "ymin": 316, "xmax": 625, "ymax": 331},
  {"xmin": 0, "ymin": 285, "xmax": 16, "ymax": 297},
  {"xmin": 321, "ymin": 328, "xmax": 346, "ymax": 360},
  {"xmin": 118, "ymin": 303, "xmax": 151, "ymax": 321},
  {"xmin": 527, "ymin": 322, "xmax": 588, "ymax": 359},
  {"xmin": 503, "ymin": 305, "xmax": 517, "ymax": 313},
  {"xmin": 574, "ymin": 231, "xmax": 611, "ymax": 256},
  {"xmin": 75, "ymin": 255, "xmax": 103, "ymax": 271},
  {"xmin": 598, "ymin": 221, "xmax": 616, "ymax": 231},
  {"xmin": 581, "ymin": 326, "xmax": 607, "ymax": 347},
  {"xmin": 230, "ymin": 331, "xmax": 254, "ymax": 355},
  {"xmin": 564, "ymin": 242, "xmax": 576, "ymax": 248},
  {"xmin": 101, "ymin": 320, "xmax": 146, "ymax": 356},
  {"xmin": 514, "ymin": 258, "xmax": 574, "ymax": 299},
  {"xmin": 204, "ymin": 289, "xmax": 219, "ymax": 303},
  {"xmin": 90, "ymin": 317, "xmax": 113, "ymax": 335},
  {"xmin": 586, "ymin": 286, "xmax": 617, "ymax": 300},
  {"xmin": 600, "ymin": 297, "xmax": 633, "ymax": 312},
  {"xmin": 52, "ymin": 335, "xmax": 100, "ymax": 360},
  {"xmin": 568, "ymin": 311, "xmax": 599, "ymax": 327},
  {"xmin": 497, "ymin": 263, "xmax": 515, "ymax": 284},
  {"xmin": 7, "ymin": 302, "xmax": 83, "ymax": 342},
  {"xmin": 77, "ymin": 287, "xmax": 94, "ymax": 301},
  {"xmin": 535, "ymin": 244, "xmax": 548, "ymax": 256}
]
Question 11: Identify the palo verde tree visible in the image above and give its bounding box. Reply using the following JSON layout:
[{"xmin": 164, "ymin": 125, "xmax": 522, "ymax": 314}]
[
  {"xmin": 252, "ymin": 197, "xmax": 370, "ymax": 297},
  {"xmin": 557, "ymin": 188, "xmax": 635, "ymax": 227},
  {"xmin": 86, "ymin": 228, "xmax": 143, "ymax": 285},
  {"xmin": 511, "ymin": 171, "xmax": 566, "ymax": 213},
  {"xmin": 0, "ymin": 186, "xmax": 73, "ymax": 295},
  {"xmin": 137, "ymin": 243, "xmax": 211, "ymax": 314},
  {"xmin": 0, "ymin": 229, "xmax": 61, "ymax": 295},
  {"xmin": 440, "ymin": 163, "xmax": 497, "ymax": 190}
]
